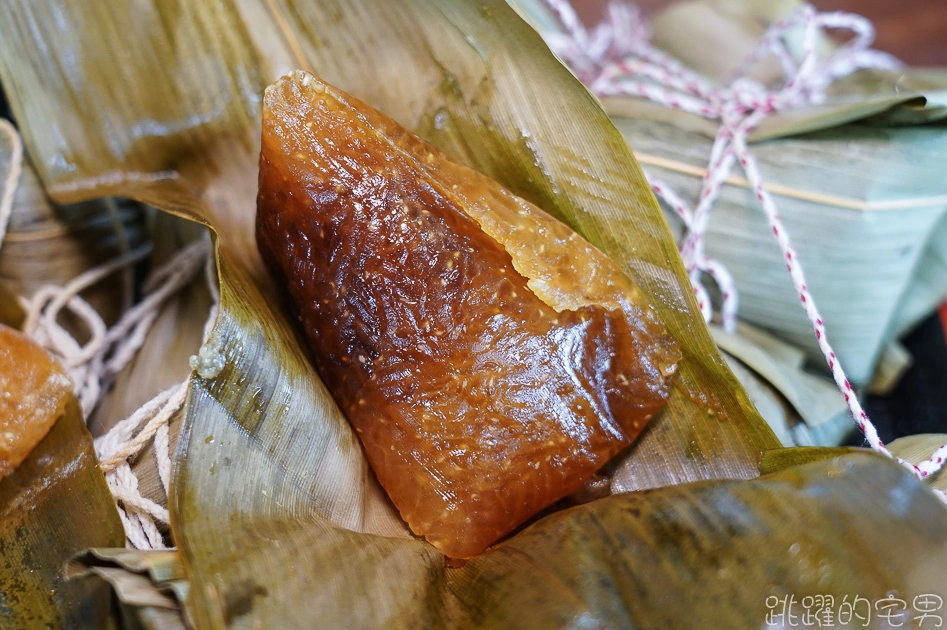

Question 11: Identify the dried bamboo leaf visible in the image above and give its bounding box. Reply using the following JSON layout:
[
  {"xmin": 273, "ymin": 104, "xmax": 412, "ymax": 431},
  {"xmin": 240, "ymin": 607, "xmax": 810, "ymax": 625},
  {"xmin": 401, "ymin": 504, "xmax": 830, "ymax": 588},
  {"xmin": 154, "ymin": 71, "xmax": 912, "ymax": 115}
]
[
  {"xmin": 525, "ymin": 0, "xmax": 947, "ymax": 143},
  {"xmin": 0, "ymin": 399, "xmax": 125, "ymax": 627},
  {"xmin": 0, "ymin": 0, "xmax": 782, "ymax": 517},
  {"xmin": 602, "ymin": 91, "xmax": 926, "ymax": 144},
  {"xmin": 0, "ymin": 131, "xmax": 24, "ymax": 329},
  {"xmin": 89, "ymin": 213, "xmax": 210, "ymax": 435},
  {"xmin": 608, "ymin": 113, "xmax": 947, "ymax": 386},
  {"xmin": 73, "ymin": 548, "xmax": 187, "ymax": 585},
  {"xmin": 0, "ymin": 124, "xmax": 147, "ymax": 326},
  {"xmin": 649, "ymin": 0, "xmax": 806, "ymax": 84},
  {"xmin": 450, "ymin": 453, "xmax": 947, "ymax": 628},
  {"xmin": 68, "ymin": 548, "xmax": 190, "ymax": 630},
  {"xmin": 0, "ymin": 0, "xmax": 771, "ymax": 520},
  {"xmin": 721, "ymin": 352, "xmax": 796, "ymax": 447},
  {"xmin": 890, "ymin": 212, "xmax": 947, "ymax": 338},
  {"xmin": 77, "ymin": 568, "xmax": 178, "ymax": 611},
  {"xmin": 649, "ymin": 0, "xmax": 947, "ymax": 137},
  {"xmin": 5, "ymin": 0, "xmax": 943, "ymax": 628},
  {"xmin": 838, "ymin": 68, "xmax": 947, "ymax": 125},
  {"xmin": 711, "ymin": 323, "xmax": 847, "ymax": 429}
]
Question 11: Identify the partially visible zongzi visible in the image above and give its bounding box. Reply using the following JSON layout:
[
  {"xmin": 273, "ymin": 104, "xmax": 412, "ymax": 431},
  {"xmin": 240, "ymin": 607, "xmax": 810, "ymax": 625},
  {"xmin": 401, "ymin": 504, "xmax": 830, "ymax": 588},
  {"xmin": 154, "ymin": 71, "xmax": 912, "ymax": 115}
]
[{"xmin": 0, "ymin": 323, "xmax": 72, "ymax": 481}]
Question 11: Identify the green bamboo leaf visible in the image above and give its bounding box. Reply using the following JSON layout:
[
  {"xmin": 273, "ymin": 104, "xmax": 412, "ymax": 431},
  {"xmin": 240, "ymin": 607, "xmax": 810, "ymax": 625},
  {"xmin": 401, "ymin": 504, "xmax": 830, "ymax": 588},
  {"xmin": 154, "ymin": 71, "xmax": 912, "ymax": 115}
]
[
  {"xmin": 857, "ymin": 69, "xmax": 947, "ymax": 125},
  {"xmin": 0, "ymin": 399, "xmax": 125, "ymax": 627},
  {"xmin": 759, "ymin": 446, "xmax": 864, "ymax": 475},
  {"xmin": 644, "ymin": 0, "xmax": 946, "ymax": 137},
  {"xmin": 647, "ymin": 0, "xmax": 806, "ymax": 83},
  {"xmin": 0, "ymin": 0, "xmax": 778, "ymax": 500}
]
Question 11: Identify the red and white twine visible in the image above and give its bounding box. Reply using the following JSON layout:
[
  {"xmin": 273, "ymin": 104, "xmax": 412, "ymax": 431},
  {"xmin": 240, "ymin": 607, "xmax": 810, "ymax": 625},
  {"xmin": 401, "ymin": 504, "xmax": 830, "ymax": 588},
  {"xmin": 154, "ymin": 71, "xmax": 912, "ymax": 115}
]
[{"xmin": 540, "ymin": 0, "xmax": 947, "ymax": 487}]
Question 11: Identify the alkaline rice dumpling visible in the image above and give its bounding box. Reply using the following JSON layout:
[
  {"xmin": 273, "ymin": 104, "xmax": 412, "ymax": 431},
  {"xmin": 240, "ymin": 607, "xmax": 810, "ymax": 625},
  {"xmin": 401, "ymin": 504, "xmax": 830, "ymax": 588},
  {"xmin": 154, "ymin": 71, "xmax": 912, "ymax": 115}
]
[
  {"xmin": 256, "ymin": 71, "xmax": 680, "ymax": 559},
  {"xmin": 0, "ymin": 323, "xmax": 72, "ymax": 481}
]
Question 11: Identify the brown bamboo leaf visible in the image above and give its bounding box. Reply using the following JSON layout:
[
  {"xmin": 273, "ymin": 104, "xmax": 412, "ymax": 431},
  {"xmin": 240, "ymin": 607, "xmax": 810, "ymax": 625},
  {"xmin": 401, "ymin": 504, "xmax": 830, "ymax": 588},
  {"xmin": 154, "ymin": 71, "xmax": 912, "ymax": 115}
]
[
  {"xmin": 0, "ymin": 399, "xmax": 125, "ymax": 627},
  {"xmin": 450, "ymin": 453, "xmax": 947, "ymax": 628},
  {"xmin": 88, "ymin": 212, "xmax": 214, "ymax": 524},
  {"xmin": 68, "ymin": 548, "xmax": 190, "ymax": 630},
  {"xmin": 14, "ymin": 0, "xmax": 930, "ymax": 626}
]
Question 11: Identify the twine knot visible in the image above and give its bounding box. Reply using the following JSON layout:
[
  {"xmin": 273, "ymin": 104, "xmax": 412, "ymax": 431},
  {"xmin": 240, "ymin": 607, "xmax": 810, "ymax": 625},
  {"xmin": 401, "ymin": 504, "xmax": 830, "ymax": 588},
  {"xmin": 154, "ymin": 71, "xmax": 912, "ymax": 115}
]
[{"xmin": 543, "ymin": 0, "xmax": 900, "ymax": 332}]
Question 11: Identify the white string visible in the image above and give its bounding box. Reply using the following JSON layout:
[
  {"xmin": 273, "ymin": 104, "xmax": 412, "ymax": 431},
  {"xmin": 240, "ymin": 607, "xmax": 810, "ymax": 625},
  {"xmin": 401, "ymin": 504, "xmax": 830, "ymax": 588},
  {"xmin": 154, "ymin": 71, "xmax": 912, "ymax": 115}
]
[
  {"xmin": 87, "ymin": 241, "xmax": 215, "ymax": 549},
  {"xmin": 96, "ymin": 383, "xmax": 188, "ymax": 472},
  {"xmin": 539, "ymin": 0, "xmax": 947, "ymax": 492},
  {"xmin": 93, "ymin": 262, "xmax": 218, "ymax": 549},
  {"xmin": 95, "ymin": 383, "xmax": 186, "ymax": 549},
  {"xmin": 106, "ymin": 464, "xmax": 167, "ymax": 549},
  {"xmin": 21, "ymin": 239, "xmax": 208, "ymax": 417}
]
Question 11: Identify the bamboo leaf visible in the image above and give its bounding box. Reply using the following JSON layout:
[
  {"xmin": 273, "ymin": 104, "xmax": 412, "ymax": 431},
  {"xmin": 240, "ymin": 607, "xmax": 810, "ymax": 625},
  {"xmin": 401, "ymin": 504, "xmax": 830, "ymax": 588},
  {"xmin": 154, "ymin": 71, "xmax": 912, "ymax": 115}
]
[
  {"xmin": 68, "ymin": 548, "xmax": 190, "ymax": 630},
  {"xmin": 0, "ymin": 0, "xmax": 779, "ymax": 503},
  {"xmin": 0, "ymin": 122, "xmax": 148, "ymax": 327},
  {"xmin": 5, "ymin": 0, "xmax": 942, "ymax": 628},
  {"xmin": 0, "ymin": 399, "xmax": 125, "ymax": 627},
  {"xmin": 759, "ymin": 445, "xmax": 864, "ymax": 475},
  {"xmin": 647, "ymin": 0, "xmax": 947, "ymax": 137},
  {"xmin": 451, "ymin": 453, "xmax": 947, "ymax": 628},
  {"xmin": 88, "ymin": 212, "xmax": 213, "ymax": 519},
  {"xmin": 0, "ymin": 131, "xmax": 25, "ymax": 328},
  {"xmin": 74, "ymin": 548, "xmax": 187, "ymax": 585}
]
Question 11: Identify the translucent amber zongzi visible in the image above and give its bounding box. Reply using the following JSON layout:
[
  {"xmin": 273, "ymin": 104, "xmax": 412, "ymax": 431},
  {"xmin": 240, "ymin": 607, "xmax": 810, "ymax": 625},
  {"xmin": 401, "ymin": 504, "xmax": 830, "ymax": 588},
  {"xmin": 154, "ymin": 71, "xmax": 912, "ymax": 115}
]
[
  {"xmin": 0, "ymin": 323, "xmax": 72, "ymax": 481},
  {"xmin": 257, "ymin": 71, "xmax": 680, "ymax": 559}
]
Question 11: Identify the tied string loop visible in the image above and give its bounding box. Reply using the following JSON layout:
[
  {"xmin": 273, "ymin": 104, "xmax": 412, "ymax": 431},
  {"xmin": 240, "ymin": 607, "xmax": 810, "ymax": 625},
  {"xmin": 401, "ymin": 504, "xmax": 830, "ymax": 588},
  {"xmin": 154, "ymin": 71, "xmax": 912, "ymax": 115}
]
[
  {"xmin": 22, "ymin": 238, "xmax": 209, "ymax": 418},
  {"xmin": 540, "ymin": 0, "xmax": 947, "ymax": 488}
]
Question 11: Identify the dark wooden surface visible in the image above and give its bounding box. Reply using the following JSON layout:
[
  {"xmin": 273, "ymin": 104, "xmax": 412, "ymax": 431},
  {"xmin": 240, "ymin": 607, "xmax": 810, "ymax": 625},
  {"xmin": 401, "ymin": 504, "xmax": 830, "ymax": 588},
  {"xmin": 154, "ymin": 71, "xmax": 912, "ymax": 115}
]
[{"xmin": 576, "ymin": 0, "xmax": 947, "ymax": 65}]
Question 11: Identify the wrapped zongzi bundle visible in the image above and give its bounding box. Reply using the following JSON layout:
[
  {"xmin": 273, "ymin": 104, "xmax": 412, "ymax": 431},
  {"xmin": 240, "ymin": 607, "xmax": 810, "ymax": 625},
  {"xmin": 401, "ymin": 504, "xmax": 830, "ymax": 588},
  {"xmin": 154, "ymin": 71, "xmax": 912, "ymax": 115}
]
[{"xmin": 256, "ymin": 71, "xmax": 680, "ymax": 559}]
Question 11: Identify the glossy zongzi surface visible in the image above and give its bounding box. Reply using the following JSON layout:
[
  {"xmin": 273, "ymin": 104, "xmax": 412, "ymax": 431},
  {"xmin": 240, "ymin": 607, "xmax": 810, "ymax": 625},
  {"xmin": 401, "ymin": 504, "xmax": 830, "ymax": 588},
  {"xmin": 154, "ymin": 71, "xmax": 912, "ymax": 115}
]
[
  {"xmin": 0, "ymin": 323, "xmax": 72, "ymax": 481},
  {"xmin": 257, "ymin": 71, "xmax": 679, "ymax": 558}
]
